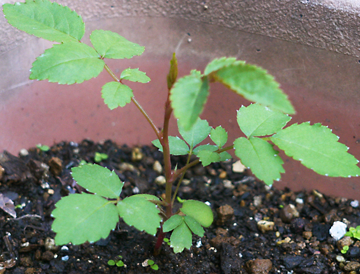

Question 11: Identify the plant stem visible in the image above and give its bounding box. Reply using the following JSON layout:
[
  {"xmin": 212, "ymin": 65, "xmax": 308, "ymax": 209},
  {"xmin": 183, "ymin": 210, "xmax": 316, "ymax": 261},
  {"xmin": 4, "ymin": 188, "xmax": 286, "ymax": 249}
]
[
  {"xmin": 103, "ymin": 64, "xmax": 160, "ymax": 139},
  {"xmin": 171, "ymin": 152, "xmax": 192, "ymax": 206}
]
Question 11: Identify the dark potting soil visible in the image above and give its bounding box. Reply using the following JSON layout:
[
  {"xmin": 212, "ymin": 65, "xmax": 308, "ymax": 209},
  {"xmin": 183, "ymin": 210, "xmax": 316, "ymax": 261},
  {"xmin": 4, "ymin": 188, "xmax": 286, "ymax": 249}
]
[{"xmin": 0, "ymin": 139, "xmax": 360, "ymax": 274}]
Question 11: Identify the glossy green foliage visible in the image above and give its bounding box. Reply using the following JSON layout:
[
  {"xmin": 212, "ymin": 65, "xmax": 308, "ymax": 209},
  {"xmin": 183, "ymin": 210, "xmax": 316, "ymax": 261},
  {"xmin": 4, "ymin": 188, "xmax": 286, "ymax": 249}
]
[
  {"xmin": 237, "ymin": 104, "xmax": 291, "ymax": 137},
  {"xmin": 271, "ymin": 122, "xmax": 360, "ymax": 177},
  {"xmin": 90, "ymin": 30, "xmax": 144, "ymax": 59},
  {"xmin": 120, "ymin": 68, "xmax": 150, "ymax": 83},
  {"xmin": 210, "ymin": 126, "xmax": 228, "ymax": 148},
  {"xmin": 234, "ymin": 137, "xmax": 284, "ymax": 185},
  {"xmin": 180, "ymin": 200, "xmax": 213, "ymax": 228},
  {"xmin": 71, "ymin": 164, "xmax": 123, "ymax": 199},
  {"xmin": 30, "ymin": 42, "xmax": 104, "ymax": 84},
  {"xmin": 3, "ymin": 0, "xmax": 85, "ymax": 42},
  {"xmin": 117, "ymin": 195, "xmax": 161, "ymax": 236},
  {"xmin": 170, "ymin": 72, "xmax": 209, "ymax": 130},
  {"xmin": 52, "ymin": 193, "xmax": 119, "ymax": 245},
  {"xmin": 152, "ymin": 137, "xmax": 189, "ymax": 156},
  {"xmin": 178, "ymin": 118, "xmax": 211, "ymax": 149},
  {"xmin": 102, "ymin": 82, "xmax": 133, "ymax": 109}
]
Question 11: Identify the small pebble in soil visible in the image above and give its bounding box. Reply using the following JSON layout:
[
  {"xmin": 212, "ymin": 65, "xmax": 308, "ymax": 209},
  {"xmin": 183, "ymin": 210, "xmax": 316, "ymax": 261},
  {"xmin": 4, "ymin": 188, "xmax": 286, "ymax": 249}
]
[{"xmin": 329, "ymin": 221, "xmax": 347, "ymax": 240}]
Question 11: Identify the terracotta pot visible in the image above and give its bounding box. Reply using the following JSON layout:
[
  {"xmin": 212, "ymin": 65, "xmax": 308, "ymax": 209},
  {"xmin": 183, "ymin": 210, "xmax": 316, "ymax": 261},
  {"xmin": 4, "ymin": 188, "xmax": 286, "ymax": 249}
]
[{"xmin": 1, "ymin": 0, "xmax": 359, "ymax": 199}]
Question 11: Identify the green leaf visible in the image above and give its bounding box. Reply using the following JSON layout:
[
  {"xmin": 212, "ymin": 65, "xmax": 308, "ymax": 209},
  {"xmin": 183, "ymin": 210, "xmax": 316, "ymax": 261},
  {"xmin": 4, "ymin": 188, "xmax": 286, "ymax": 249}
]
[
  {"xmin": 184, "ymin": 216, "xmax": 204, "ymax": 237},
  {"xmin": 213, "ymin": 63, "xmax": 295, "ymax": 114},
  {"xmin": 271, "ymin": 122, "xmax": 360, "ymax": 177},
  {"xmin": 234, "ymin": 137, "xmax": 284, "ymax": 185},
  {"xmin": 193, "ymin": 144, "xmax": 217, "ymax": 155},
  {"xmin": 120, "ymin": 68, "xmax": 150, "ymax": 83},
  {"xmin": 30, "ymin": 42, "xmax": 104, "ymax": 84},
  {"xmin": 210, "ymin": 126, "xmax": 228, "ymax": 148},
  {"xmin": 170, "ymin": 73, "xmax": 209, "ymax": 130},
  {"xmin": 178, "ymin": 118, "xmax": 211, "ymax": 149},
  {"xmin": 90, "ymin": 30, "xmax": 144, "ymax": 59},
  {"xmin": 180, "ymin": 200, "xmax": 213, "ymax": 228},
  {"xmin": 101, "ymin": 82, "xmax": 133, "ymax": 109},
  {"xmin": 170, "ymin": 221, "xmax": 192, "ymax": 253},
  {"xmin": 237, "ymin": 104, "xmax": 291, "ymax": 137},
  {"xmin": 52, "ymin": 193, "xmax": 119, "ymax": 245},
  {"xmin": 204, "ymin": 57, "xmax": 241, "ymax": 75},
  {"xmin": 3, "ymin": 0, "xmax": 84, "ymax": 42},
  {"xmin": 94, "ymin": 152, "xmax": 108, "ymax": 162},
  {"xmin": 152, "ymin": 137, "xmax": 189, "ymax": 155},
  {"xmin": 163, "ymin": 215, "xmax": 184, "ymax": 232},
  {"xmin": 71, "ymin": 164, "xmax": 123, "ymax": 199},
  {"xmin": 117, "ymin": 195, "xmax": 161, "ymax": 235},
  {"xmin": 219, "ymin": 151, "xmax": 232, "ymax": 161},
  {"xmin": 167, "ymin": 53, "xmax": 178, "ymax": 90},
  {"xmin": 197, "ymin": 150, "xmax": 220, "ymax": 166}
]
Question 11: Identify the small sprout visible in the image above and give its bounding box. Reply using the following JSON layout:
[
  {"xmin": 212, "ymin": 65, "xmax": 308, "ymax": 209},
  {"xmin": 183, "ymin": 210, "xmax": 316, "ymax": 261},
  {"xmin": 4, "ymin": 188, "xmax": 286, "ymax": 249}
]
[
  {"xmin": 36, "ymin": 144, "xmax": 50, "ymax": 152},
  {"xmin": 163, "ymin": 237, "xmax": 171, "ymax": 246},
  {"xmin": 148, "ymin": 259, "xmax": 159, "ymax": 271},
  {"xmin": 341, "ymin": 245, "xmax": 349, "ymax": 254},
  {"xmin": 94, "ymin": 152, "xmax": 108, "ymax": 162},
  {"xmin": 108, "ymin": 255, "xmax": 124, "ymax": 267}
]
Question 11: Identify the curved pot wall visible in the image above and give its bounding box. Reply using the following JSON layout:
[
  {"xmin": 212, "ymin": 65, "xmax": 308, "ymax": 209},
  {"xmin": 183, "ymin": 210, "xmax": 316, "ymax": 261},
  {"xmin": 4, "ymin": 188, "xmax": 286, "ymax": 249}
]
[{"xmin": 0, "ymin": 0, "xmax": 359, "ymax": 199}]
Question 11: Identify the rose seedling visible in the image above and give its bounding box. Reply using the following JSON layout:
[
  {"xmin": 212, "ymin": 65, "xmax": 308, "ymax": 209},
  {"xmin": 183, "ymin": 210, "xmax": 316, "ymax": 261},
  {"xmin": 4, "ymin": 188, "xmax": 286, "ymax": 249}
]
[{"xmin": 3, "ymin": 0, "xmax": 360, "ymax": 255}]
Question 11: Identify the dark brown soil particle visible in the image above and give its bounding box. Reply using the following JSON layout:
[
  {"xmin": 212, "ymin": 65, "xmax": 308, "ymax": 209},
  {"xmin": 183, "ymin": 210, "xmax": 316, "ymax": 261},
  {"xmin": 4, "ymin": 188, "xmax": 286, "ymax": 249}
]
[{"xmin": 0, "ymin": 139, "xmax": 360, "ymax": 273}]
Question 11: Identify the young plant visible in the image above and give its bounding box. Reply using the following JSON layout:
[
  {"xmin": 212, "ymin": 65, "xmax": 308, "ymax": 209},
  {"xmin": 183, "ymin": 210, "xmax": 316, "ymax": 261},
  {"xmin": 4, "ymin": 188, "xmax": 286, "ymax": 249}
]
[
  {"xmin": 3, "ymin": 0, "xmax": 360, "ymax": 255},
  {"xmin": 345, "ymin": 225, "xmax": 360, "ymax": 240},
  {"xmin": 108, "ymin": 255, "xmax": 124, "ymax": 268}
]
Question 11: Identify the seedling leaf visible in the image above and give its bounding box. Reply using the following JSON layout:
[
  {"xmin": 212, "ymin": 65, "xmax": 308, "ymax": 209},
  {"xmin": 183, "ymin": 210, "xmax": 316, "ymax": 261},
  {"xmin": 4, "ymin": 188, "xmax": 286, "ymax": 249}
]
[
  {"xmin": 71, "ymin": 164, "xmax": 123, "ymax": 199},
  {"xmin": 3, "ymin": 0, "xmax": 84, "ymax": 42},
  {"xmin": 210, "ymin": 126, "xmax": 228, "ymax": 148},
  {"xmin": 120, "ymin": 68, "xmax": 150, "ymax": 83},
  {"xmin": 237, "ymin": 104, "xmax": 291, "ymax": 137},
  {"xmin": 101, "ymin": 82, "xmax": 133, "ymax": 109},
  {"xmin": 163, "ymin": 214, "xmax": 183, "ymax": 232},
  {"xmin": 170, "ymin": 73, "xmax": 209, "ymax": 130},
  {"xmin": 193, "ymin": 144, "xmax": 217, "ymax": 155},
  {"xmin": 219, "ymin": 151, "xmax": 232, "ymax": 161},
  {"xmin": 196, "ymin": 150, "xmax": 221, "ymax": 166},
  {"xmin": 180, "ymin": 200, "xmax": 213, "ymax": 227},
  {"xmin": 152, "ymin": 137, "xmax": 189, "ymax": 155},
  {"xmin": 170, "ymin": 221, "xmax": 192, "ymax": 253},
  {"xmin": 52, "ymin": 193, "xmax": 119, "ymax": 245},
  {"xmin": 30, "ymin": 42, "xmax": 104, "ymax": 84},
  {"xmin": 184, "ymin": 215, "xmax": 204, "ymax": 237},
  {"xmin": 271, "ymin": 122, "xmax": 360, "ymax": 177},
  {"xmin": 117, "ymin": 195, "xmax": 161, "ymax": 235},
  {"xmin": 234, "ymin": 137, "xmax": 284, "ymax": 185},
  {"xmin": 90, "ymin": 30, "xmax": 144, "ymax": 59},
  {"xmin": 213, "ymin": 63, "xmax": 295, "ymax": 114},
  {"xmin": 178, "ymin": 118, "xmax": 211, "ymax": 149},
  {"xmin": 204, "ymin": 57, "xmax": 241, "ymax": 75}
]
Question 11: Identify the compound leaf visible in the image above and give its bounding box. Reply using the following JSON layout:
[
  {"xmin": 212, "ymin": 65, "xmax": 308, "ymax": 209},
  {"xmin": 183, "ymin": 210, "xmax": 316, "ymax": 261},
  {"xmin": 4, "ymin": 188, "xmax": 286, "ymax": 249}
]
[
  {"xmin": 196, "ymin": 150, "xmax": 220, "ymax": 166},
  {"xmin": 30, "ymin": 42, "xmax": 104, "ymax": 84},
  {"xmin": 180, "ymin": 200, "xmax": 213, "ymax": 228},
  {"xmin": 101, "ymin": 82, "xmax": 133, "ymax": 109},
  {"xmin": 71, "ymin": 164, "xmax": 123, "ymax": 199},
  {"xmin": 3, "ymin": 0, "xmax": 84, "ymax": 42},
  {"xmin": 178, "ymin": 118, "xmax": 211, "ymax": 149},
  {"xmin": 234, "ymin": 137, "xmax": 284, "ymax": 185},
  {"xmin": 90, "ymin": 30, "xmax": 144, "ymax": 59},
  {"xmin": 204, "ymin": 57, "xmax": 241, "ymax": 75},
  {"xmin": 184, "ymin": 215, "xmax": 204, "ymax": 237},
  {"xmin": 120, "ymin": 68, "xmax": 150, "ymax": 83},
  {"xmin": 163, "ymin": 214, "xmax": 183, "ymax": 232},
  {"xmin": 170, "ymin": 73, "xmax": 209, "ymax": 130},
  {"xmin": 152, "ymin": 137, "xmax": 189, "ymax": 156},
  {"xmin": 117, "ymin": 195, "xmax": 161, "ymax": 235},
  {"xmin": 213, "ymin": 63, "xmax": 295, "ymax": 114},
  {"xmin": 170, "ymin": 221, "xmax": 192, "ymax": 253},
  {"xmin": 52, "ymin": 193, "xmax": 119, "ymax": 245},
  {"xmin": 210, "ymin": 126, "xmax": 228, "ymax": 148},
  {"xmin": 271, "ymin": 122, "xmax": 360, "ymax": 177},
  {"xmin": 237, "ymin": 104, "xmax": 291, "ymax": 137}
]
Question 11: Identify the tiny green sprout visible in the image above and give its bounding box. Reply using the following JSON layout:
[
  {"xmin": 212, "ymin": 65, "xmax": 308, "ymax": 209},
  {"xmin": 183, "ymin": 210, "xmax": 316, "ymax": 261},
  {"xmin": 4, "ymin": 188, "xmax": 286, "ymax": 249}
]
[
  {"xmin": 345, "ymin": 225, "xmax": 360, "ymax": 240},
  {"xmin": 148, "ymin": 260, "xmax": 159, "ymax": 271},
  {"xmin": 163, "ymin": 237, "xmax": 171, "ymax": 246},
  {"xmin": 78, "ymin": 160, "xmax": 87, "ymax": 166},
  {"xmin": 14, "ymin": 204, "xmax": 23, "ymax": 209},
  {"xmin": 3, "ymin": 0, "xmax": 360, "ymax": 258},
  {"xmin": 94, "ymin": 152, "xmax": 108, "ymax": 163},
  {"xmin": 279, "ymin": 205, "xmax": 284, "ymax": 209},
  {"xmin": 36, "ymin": 144, "xmax": 50, "ymax": 152},
  {"xmin": 108, "ymin": 255, "xmax": 124, "ymax": 267},
  {"xmin": 341, "ymin": 245, "xmax": 349, "ymax": 254}
]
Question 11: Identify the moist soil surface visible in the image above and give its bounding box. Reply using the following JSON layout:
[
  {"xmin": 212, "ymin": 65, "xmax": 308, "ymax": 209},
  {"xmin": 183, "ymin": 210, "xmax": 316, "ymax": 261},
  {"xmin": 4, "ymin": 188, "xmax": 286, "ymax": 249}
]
[{"xmin": 0, "ymin": 140, "xmax": 360, "ymax": 274}]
